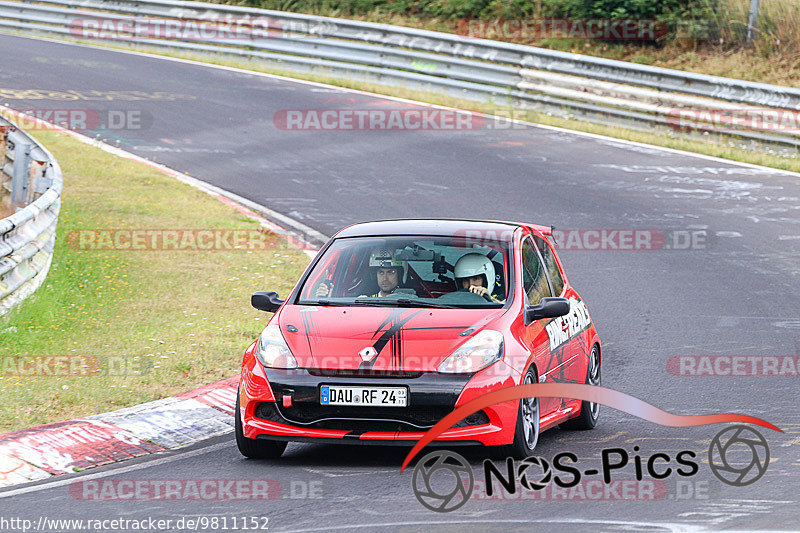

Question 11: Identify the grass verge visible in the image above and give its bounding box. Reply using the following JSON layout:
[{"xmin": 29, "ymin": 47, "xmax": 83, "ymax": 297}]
[{"xmin": 0, "ymin": 123, "xmax": 310, "ymax": 433}]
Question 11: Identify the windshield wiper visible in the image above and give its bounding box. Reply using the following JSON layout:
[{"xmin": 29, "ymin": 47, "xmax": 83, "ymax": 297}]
[
  {"xmin": 352, "ymin": 298, "xmax": 458, "ymax": 309},
  {"xmin": 397, "ymin": 298, "xmax": 459, "ymax": 309},
  {"xmin": 302, "ymin": 299, "xmax": 349, "ymax": 307}
]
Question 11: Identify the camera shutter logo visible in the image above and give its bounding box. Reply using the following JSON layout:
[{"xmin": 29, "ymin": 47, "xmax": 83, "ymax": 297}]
[
  {"xmin": 412, "ymin": 450, "xmax": 473, "ymax": 512},
  {"xmin": 517, "ymin": 456, "xmax": 552, "ymax": 490},
  {"xmin": 708, "ymin": 425, "xmax": 770, "ymax": 487}
]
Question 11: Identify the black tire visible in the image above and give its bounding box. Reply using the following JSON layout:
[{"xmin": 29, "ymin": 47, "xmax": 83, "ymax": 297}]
[
  {"xmin": 560, "ymin": 344, "xmax": 601, "ymax": 430},
  {"xmin": 235, "ymin": 394, "xmax": 287, "ymax": 459},
  {"xmin": 497, "ymin": 366, "xmax": 540, "ymax": 459}
]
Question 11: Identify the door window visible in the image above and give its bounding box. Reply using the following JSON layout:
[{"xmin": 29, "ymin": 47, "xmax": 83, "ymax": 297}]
[{"xmin": 521, "ymin": 238, "xmax": 552, "ymax": 305}]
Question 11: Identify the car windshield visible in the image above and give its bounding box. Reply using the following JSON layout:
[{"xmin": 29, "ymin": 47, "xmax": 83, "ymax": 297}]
[{"xmin": 296, "ymin": 235, "xmax": 511, "ymax": 308}]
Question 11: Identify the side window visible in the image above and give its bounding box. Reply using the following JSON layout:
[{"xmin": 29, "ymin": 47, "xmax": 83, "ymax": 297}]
[
  {"xmin": 521, "ymin": 238, "xmax": 552, "ymax": 305},
  {"xmin": 534, "ymin": 236, "xmax": 564, "ymax": 296}
]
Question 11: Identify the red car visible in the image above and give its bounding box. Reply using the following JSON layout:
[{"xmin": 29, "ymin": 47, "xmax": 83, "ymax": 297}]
[{"xmin": 236, "ymin": 219, "xmax": 601, "ymax": 459}]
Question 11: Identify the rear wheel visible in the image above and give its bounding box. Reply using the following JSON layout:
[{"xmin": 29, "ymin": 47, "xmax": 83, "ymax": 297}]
[
  {"xmin": 560, "ymin": 344, "xmax": 601, "ymax": 430},
  {"xmin": 498, "ymin": 366, "xmax": 539, "ymax": 459},
  {"xmin": 235, "ymin": 393, "xmax": 287, "ymax": 459}
]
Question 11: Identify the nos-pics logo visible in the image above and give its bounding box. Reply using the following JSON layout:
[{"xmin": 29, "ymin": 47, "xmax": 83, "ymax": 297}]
[{"xmin": 411, "ymin": 425, "xmax": 771, "ymax": 512}]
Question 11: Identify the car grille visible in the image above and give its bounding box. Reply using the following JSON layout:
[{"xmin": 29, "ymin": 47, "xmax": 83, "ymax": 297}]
[
  {"xmin": 306, "ymin": 368, "xmax": 423, "ymax": 379},
  {"xmin": 255, "ymin": 402, "xmax": 489, "ymax": 431}
]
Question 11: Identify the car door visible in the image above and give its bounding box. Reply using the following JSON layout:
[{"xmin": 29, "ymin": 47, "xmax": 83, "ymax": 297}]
[
  {"xmin": 533, "ymin": 234, "xmax": 584, "ymax": 402},
  {"xmin": 519, "ymin": 236, "xmax": 560, "ymax": 416}
]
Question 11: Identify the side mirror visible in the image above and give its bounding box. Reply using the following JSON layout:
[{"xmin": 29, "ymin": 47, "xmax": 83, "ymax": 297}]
[
  {"xmin": 251, "ymin": 291, "xmax": 284, "ymax": 312},
  {"xmin": 525, "ymin": 297, "xmax": 570, "ymax": 325}
]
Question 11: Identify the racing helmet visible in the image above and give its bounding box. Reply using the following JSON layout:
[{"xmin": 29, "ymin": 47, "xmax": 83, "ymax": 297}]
[
  {"xmin": 368, "ymin": 247, "xmax": 407, "ymax": 283},
  {"xmin": 454, "ymin": 252, "xmax": 495, "ymax": 291}
]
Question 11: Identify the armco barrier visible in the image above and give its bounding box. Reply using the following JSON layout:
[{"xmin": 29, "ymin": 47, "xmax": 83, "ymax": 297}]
[
  {"xmin": 0, "ymin": 112, "xmax": 62, "ymax": 316},
  {"xmin": 0, "ymin": 0, "xmax": 799, "ymax": 153}
]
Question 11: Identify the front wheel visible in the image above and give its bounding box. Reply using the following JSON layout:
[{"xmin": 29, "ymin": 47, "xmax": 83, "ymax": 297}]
[
  {"xmin": 498, "ymin": 366, "xmax": 540, "ymax": 459},
  {"xmin": 560, "ymin": 344, "xmax": 601, "ymax": 430},
  {"xmin": 235, "ymin": 393, "xmax": 287, "ymax": 459}
]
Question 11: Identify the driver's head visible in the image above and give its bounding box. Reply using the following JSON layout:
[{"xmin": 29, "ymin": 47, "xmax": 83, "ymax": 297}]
[
  {"xmin": 369, "ymin": 247, "xmax": 405, "ymax": 294},
  {"xmin": 460, "ymin": 274, "xmax": 486, "ymax": 290},
  {"xmin": 376, "ymin": 266, "xmax": 400, "ymax": 293},
  {"xmin": 454, "ymin": 252, "xmax": 495, "ymax": 292}
]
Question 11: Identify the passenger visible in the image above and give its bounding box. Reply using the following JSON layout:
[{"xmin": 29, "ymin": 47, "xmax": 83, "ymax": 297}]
[{"xmin": 454, "ymin": 252, "xmax": 504, "ymax": 303}]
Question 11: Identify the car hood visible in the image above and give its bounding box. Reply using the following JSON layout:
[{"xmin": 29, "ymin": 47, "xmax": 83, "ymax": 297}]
[{"xmin": 278, "ymin": 305, "xmax": 505, "ymax": 371}]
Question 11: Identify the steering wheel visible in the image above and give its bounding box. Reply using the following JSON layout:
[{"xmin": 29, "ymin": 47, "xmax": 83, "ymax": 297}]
[{"xmin": 436, "ymin": 289, "xmax": 493, "ymax": 304}]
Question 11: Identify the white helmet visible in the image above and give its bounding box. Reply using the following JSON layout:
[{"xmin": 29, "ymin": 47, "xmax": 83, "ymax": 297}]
[
  {"xmin": 454, "ymin": 252, "xmax": 495, "ymax": 291},
  {"xmin": 369, "ymin": 247, "xmax": 407, "ymax": 283}
]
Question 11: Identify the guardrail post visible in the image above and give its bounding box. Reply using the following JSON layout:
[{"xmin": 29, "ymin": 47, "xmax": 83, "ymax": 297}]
[
  {"xmin": 747, "ymin": 0, "xmax": 760, "ymax": 43},
  {"xmin": 10, "ymin": 141, "xmax": 32, "ymax": 209}
]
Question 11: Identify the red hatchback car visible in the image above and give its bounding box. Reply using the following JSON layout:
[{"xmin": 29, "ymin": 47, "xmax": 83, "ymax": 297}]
[{"xmin": 236, "ymin": 219, "xmax": 601, "ymax": 459}]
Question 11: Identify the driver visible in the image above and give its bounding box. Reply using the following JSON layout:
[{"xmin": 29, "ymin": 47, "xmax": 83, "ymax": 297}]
[
  {"xmin": 364, "ymin": 247, "xmax": 405, "ymax": 297},
  {"xmin": 314, "ymin": 247, "xmax": 406, "ymax": 298},
  {"xmin": 454, "ymin": 252, "xmax": 503, "ymax": 303}
]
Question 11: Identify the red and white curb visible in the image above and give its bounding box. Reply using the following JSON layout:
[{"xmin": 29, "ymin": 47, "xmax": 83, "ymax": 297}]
[{"xmin": 0, "ymin": 376, "xmax": 239, "ymax": 488}]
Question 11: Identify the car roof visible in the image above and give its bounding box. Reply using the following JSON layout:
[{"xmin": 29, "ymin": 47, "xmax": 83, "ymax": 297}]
[
  {"xmin": 334, "ymin": 219, "xmax": 524, "ymax": 238},
  {"xmin": 334, "ymin": 219, "xmax": 553, "ymax": 238}
]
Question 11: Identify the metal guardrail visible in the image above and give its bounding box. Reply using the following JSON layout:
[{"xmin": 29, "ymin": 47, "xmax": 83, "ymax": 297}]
[
  {"xmin": 0, "ymin": 0, "xmax": 798, "ymax": 152},
  {"xmin": 0, "ymin": 112, "xmax": 62, "ymax": 317}
]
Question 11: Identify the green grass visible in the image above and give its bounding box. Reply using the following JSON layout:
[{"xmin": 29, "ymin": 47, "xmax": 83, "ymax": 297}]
[{"xmin": 0, "ymin": 124, "xmax": 310, "ymax": 433}]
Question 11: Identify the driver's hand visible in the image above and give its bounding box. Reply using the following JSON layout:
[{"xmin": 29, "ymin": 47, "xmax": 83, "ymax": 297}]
[
  {"xmin": 315, "ymin": 282, "xmax": 331, "ymax": 298},
  {"xmin": 468, "ymin": 285, "xmax": 489, "ymax": 297}
]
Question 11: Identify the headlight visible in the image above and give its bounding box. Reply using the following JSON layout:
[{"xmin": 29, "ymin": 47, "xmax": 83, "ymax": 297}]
[
  {"xmin": 438, "ymin": 330, "xmax": 503, "ymax": 373},
  {"xmin": 255, "ymin": 324, "xmax": 298, "ymax": 369}
]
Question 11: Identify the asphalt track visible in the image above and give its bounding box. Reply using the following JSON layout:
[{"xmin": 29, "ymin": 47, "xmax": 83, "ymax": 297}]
[{"xmin": 1, "ymin": 32, "xmax": 799, "ymax": 532}]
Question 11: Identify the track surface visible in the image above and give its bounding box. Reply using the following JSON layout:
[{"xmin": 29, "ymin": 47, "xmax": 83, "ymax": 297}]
[{"xmin": 1, "ymin": 33, "xmax": 799, "ymax": 531}]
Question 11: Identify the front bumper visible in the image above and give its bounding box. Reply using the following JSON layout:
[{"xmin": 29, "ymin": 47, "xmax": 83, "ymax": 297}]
[{"xmin": 240, "ymin": 363, "xmax": 518, "ymax": 446}]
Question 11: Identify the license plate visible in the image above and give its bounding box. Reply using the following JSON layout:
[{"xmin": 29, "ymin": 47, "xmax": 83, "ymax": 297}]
[{"xmin": 320, "ymin": 385, "xmax": 408, "ymax": 407}]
